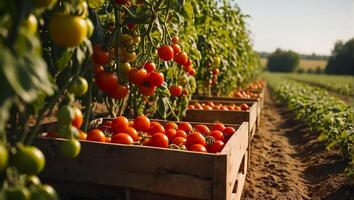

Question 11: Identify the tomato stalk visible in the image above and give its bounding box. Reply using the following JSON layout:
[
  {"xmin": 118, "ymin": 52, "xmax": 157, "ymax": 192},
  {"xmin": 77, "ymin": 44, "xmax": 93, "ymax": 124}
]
[
  {"xmin": 24, "ymin": 53, "xmax": 87, "ymax": 145},
  {"xmin": 82, "ymin": 71, "xmax": 94, "ymax": 132}
]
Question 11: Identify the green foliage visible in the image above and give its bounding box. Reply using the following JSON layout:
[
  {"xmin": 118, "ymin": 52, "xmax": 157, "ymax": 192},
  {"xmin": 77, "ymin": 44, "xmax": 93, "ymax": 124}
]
[
  {"xmin": 267, "ymin": 49, "xmax": 300, "ymax": 72},
  {"xmin": 186, "ymin": 0, "xmax": 260, "ymax": 96},
  {"xmin": 281, "ymin": 73, "xmax": 354, "ymax": 97},
  {"xmin": 265, "ymin": 73, "xmax": 354, "ymax": 178},
  {"xmin": 325, "ymin": 38, "xmax": 354, "ymax": 75}
]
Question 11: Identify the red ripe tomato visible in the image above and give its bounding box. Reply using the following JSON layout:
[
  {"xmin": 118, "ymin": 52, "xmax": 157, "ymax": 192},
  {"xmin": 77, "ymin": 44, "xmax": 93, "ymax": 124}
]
[
  {"xmin": 127, "ymin": 23, "xmax": 136, "ymax": 29},
  {"xmin": 150, "ymin": 133, "xmax": 169, "ymax": 148},
  {"xmin": 223, "ymin": 127, "xmax": 236, "ymax": 137},
  {"xmin": 144, "ymin": 62, "xmax": 156, "ymax": 72},
  {"xmin": 212, "ymin": 68, "xmax": 219, "ymax": 75},
  {"xmin": 165, "ymin": 129, "xmax": 177, "ymax": 141},
  {"xmin": 188, "ymin": 68, "xmax": 196, "ymax": 76},
  {"xmin": 210, "ymin": 130, "xmax": 224, "ymax": 141},
  {"xmin": 211, "ymin": 122, "xmax": 225, "ymax": 132},
  {"xmin": 94, "ymin": 66, "xmax": 105, "ymax": 76},
  {"xmin": 134, "ymin": 115, "xmax": 150, "ymax": 131},
  {"xmin": 148, "ymin": 122, "xmax": 165, "ymax": 134},
  {"xmin": 87, "ymin": 129, "xmax": 106, "ymax": 142},
  {"xmin": 139, "ymin": 82, "xmax": 156, "ymax": 96},
  {"xmin": 147, "ymin": 71, "xmax": 164, "ymax": 87},
  {"xmin": 178, "ymin": 122, "xmax": 193, "ymax": 133},
  {"xmin": 240, "ymin": 103, "xmax": 249, "ymax": 111},
  {"xmin": 111, "ymin": 116, "xmax": 129, "ymax": 133},
  {"xmin": 188, "ymin": 105, "xmax": 195, "ymax": 110},
  {"xmin": 111, "ymin": 133, "xmax": 134, "ymax": 144},
  {"xmin": 129, "ymin": 68, "xmax": 148, "ymax": 85},
  {"xmin": 172, "ymin": 136, "xmax": 186, "ymax": 146},
  {"xmin": 185, "ymin": 59, "xmax": 192, "ymax": 66},
  {"xmin": 92, "ymin": 45, "xmax": 110, "ymax": 65},
  {"xmin": 183, "ymin": 64, "xmax": 193, "ymax": 73},
  {"xmin": 72, "ymin": 107, "xmax": 83, "ymax": 129},
  {"xmin": 186, "ymin": 132, "xmax": 206, "ymax": 148},
  {"xmin": 174, "ymin": 52, "xmax": 188, "ymax": 65},
  {"xmin": 79, "ymin": 130, "xmax": 87, "ymax": 140},
  {"xmin": 175, "ymin": 130, "xmax": 187, "ymax": 138},
  {"xmin": 194, "ymin": 124, "xmax": 210, "ymax": 136},
  {"xmin": 206, "ymin": 101, "xmax": 215, "ymax": 107},
  {"xmin": 125, "ymin": 127, "xmax": 139, "ymax": 141},
  {"xmin": 103, "ymin": 121, "xmax": 112, "ymax": 126},
  {"xmin": 169, "ymin": 85, "xmax": 183, "ymax": 97},
  {"xmin": 95, "ymin": 72, "xmax": 118, "ymax": 92},
  {"xmin": 203, "ymin": 105, "xmax": 213, "ymax": 110},
  {"xmin": 171, "ymin": 36, "xmax": 179, "ymax": 44},
  {"xmin": 158, "ymin": 45, "xmax": 174, "ymax": 61},
  {"xmin": 165, "ymin": 122, "xmax": 178, "ymax": 130},
  {"xmin": 108, "ymin": 84, "xmax": 129, "ymax": 99},
  {"xmin": 171, "ymin": 44, "xmax": 181, "ymax": 55},
  {"xmin": 207, "ymin": 140, "xmax": 224, "ymax": 153},
  {"xmin": 189, "ymin": 144, "xmax": 207, "ymax": 152}
]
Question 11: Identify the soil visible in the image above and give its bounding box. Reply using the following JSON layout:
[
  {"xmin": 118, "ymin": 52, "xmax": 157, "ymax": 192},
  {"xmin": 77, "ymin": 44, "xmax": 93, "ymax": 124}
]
[{"xmin": 242, "ymin": 88, "xmax": 354, "ymax": 200}]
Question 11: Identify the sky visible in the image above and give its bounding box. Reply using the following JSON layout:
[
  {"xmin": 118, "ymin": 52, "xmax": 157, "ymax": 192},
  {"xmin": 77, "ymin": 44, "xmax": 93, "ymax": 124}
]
[{"xmin": 236, "ymin": 0, "xmax": 354, "ymax": 55}]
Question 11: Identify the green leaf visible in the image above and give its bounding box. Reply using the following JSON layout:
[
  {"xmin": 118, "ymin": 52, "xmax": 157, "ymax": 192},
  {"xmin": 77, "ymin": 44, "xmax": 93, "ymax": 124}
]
[{"xmin": 157, "ymin": 97, "xmax": 170, "ymax": 119}]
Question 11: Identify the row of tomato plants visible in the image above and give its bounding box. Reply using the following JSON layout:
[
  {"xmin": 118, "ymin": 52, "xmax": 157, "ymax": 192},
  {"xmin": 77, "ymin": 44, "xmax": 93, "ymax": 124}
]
[
  {"xmin": 265, "ymin": 74, "xmax": 354, "ymax": 178},
  {"xmin": 281, "ymin": 73, "xmax": 354, "ymax": 97},
  {"xmin": 0, "ymin": 0, "xmax": 260, "ymax": 199}
]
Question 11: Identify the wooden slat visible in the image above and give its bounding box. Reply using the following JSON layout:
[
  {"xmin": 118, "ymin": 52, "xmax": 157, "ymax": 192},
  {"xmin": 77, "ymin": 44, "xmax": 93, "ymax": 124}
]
[
  {"xmin": 221, "ymin": 122, "xmax": 248, "ymax": 200},
  {"xmin": 34, "ymin": 139, "xmax": 214, "ymax": 199}
]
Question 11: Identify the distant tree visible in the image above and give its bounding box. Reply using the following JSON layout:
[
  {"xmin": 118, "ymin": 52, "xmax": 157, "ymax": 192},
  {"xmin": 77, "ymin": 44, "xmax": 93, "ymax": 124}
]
[
  {"xmin": 267, "ymin": 49, "xmax": 300, "ymax": 72},
  {"xmin": 315, "ymin": 66, "xmax": 323, "ymax": 74},
  {"xmin": 307, "ymin": 68, "xmax": 314, "ymax": 74},
  {"xmin": 296, "ymin": 68, "xmax": 305, "ymax": 73},
  {"xmin": 325, "ymin": 38, "xmax": 354, "ymax": 75}
]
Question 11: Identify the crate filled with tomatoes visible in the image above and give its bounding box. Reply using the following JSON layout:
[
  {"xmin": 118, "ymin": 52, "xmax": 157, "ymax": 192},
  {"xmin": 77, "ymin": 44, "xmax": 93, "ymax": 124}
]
[
  {"xmin": 192, "ymin": 80, "xmax": 266, "ymax": 129},
  {"xmin": 184, "ymin": 100, "xmax": 258, "ymax": 140},
  {"xmin": 35, "ymin": 115, "xmax": 249, "ymax": 200}
]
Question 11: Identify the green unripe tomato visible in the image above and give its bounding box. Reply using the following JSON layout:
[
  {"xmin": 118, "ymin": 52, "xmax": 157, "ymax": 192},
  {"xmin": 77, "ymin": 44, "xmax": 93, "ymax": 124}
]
[
  {"xmin": 5, "ymin": 187, "xmax": 31, "ymax": 200},
  {"xmin": 11, "ymin": 145, "xmax": 45, "ymax": 175},
  {"xmin": 21, "ymin": 14, "xmax": 38, "ymax": 35},
  {"xmin": 119, "ymin": 62, "xmax": 131, "ymax": 80},
  {"xmin": 86, "ymin": 19, "xmax": 94, "ymax": 38},
  {"xmin": 26, "ymin": 175, "xmax": 42, "ymax": 186},
  {"xmin": 68, "ymin": 77, "xmax": 88, "ymax": 96},
  {"xmin": 57, "ymin": 105, "xmax": 74, "ymax": 125},
  {"xmin": 0, "ymin": 144, "xmax": 9, "ymax": 172},
  {"xmin": 31, "ymin": 184, "xmax": 59, "ymax": 200},
  {"xmin": 60, "ymin": 139, "xmax": 81, "ymax": 158}
]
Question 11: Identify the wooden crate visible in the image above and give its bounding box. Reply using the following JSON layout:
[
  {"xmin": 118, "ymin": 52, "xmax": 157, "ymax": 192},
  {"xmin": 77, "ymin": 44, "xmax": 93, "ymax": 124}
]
[
  {"xmin": 184, "ymin": 100, "xmax": 258, "ymax": 140},
  {"xmin": 192, "ymin": 88, "xmax": 265, "ymax": 130},
  {"xmin": 34, "ymin": 121, "xmax": 249, "ymax": 200}
]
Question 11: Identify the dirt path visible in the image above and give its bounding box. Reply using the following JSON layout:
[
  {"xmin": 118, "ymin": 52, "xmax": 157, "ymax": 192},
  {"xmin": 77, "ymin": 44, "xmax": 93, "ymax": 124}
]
[{"xmin": 242, "ymin": 88, "xmax": 354, "ymax": 200}]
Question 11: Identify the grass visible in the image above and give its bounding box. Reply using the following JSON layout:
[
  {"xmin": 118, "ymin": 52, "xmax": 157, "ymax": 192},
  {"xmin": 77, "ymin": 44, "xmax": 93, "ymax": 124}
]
[{"xmin": 260, "ymin": 58, "xmax": 327, "ymax": 70}]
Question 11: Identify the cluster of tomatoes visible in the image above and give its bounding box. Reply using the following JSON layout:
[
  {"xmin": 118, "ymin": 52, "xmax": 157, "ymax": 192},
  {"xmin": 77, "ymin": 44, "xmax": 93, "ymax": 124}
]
[
  {"xmin": 92, "ymin": 31, "xmax": 142, "ymax": 99},
  {"xmin": 0, "ymin": 143, "xmax": 58, "ymax": 200},
  {"xmin": 52, "ymin": 115, "xmax": 238, "ymax": 154},
  {"xmin": 245, "ymin": 80, "xmax": 266, "ymax": 91},
  {"xmin": 188, "ymin": 101, "xmax": 250, "ymax": 111},
  {"xmin": 157, "ymin": 36, "xmax": 195, "ymax": 97},
  {"xmin": 232, "ymin": 89, "xmax": 260, "ymax": 99}
]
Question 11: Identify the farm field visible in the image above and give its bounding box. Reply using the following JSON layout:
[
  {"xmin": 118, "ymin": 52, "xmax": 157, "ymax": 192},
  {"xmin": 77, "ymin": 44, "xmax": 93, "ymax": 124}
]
[
  {"xmin": 242, "ymin": 87, "xmax": 354, "ymax": 200},
  {"xmin": 281, "ymin": 73, "xmax": 354, "ymax": 97},
  {"xmin": 260, "ymin": 58, "xmax": 328, "ymax": 70}
]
